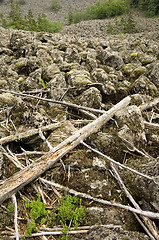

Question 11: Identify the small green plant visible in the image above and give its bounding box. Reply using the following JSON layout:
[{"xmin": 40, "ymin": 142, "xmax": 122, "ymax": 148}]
[
  {"xmin": 7, "ymin": 202, "xmax": 14, "ymax": 213},
  {"xmin": 24, "ymin": 193, "xmax": 48, "ymax": 236},
  {"xmin": 23, "ymin": 193, "xmax": 87, "ymax": 239},
  {"xmin": 25, "ymin": 221, "xmax": 37, "ymax": 236},
  {"xmin": 50, "ymin": 0, "xmax": 61, "ymax": 12},
  {"xmin": 58, "ymin": 195, "xmax": 88, "ymax": 239},
  {"xmin": 40, "ymin": 78, "xmax": 46, "ymax": 89}
]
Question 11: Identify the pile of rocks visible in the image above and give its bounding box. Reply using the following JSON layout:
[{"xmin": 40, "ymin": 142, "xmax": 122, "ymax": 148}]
[{"xmin": 0, "ymin": 26, "xmax": 159, "ymax": 239}]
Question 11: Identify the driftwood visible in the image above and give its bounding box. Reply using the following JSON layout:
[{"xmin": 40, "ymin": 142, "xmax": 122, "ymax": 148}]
[
  {"xmin": 39, "ymin": 178, "xmax": 159, "ymax": 220},
  {"xmin": 0, "ymin": 122, "xmax": 61, "ymax": 145},
  {"xmin": 0, "ymin": 96, "xmax": 131, "ymax": 204}
]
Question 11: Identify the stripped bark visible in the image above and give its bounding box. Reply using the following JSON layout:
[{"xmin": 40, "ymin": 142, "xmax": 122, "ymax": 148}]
[{"xmin": 0, "ymin": 96, "xmax": 131, "ymax": 204}]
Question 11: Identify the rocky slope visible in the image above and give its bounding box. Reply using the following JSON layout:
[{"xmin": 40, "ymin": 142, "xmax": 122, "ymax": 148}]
[{"xmin": 0, "ymin": 5, "xmax": 159, "ymax": 240}]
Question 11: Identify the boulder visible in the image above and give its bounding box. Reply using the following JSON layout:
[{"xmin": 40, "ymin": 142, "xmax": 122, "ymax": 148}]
[
  {"xmin": 130, "ymin": 75, "xmax": 158, "ymax": 96},
  {"xmin": 66, "ymin": 69, "xmax": 92, "ymax": 87},
  {"xmin": 76, "ymin": 87, "xmax": 102, "ymax": 109}
]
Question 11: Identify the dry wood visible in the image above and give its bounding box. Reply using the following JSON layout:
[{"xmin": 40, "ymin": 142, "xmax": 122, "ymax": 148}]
[
  {"xmin": 0, "ymin": 122, "xmax": 61, "ymax": 145},
  {"xmin": 0, "ymin": 96, "xmax": 131, "ymax": 204},
  {"xmin": 39, "ymin": 225, "xmax": 122, "ymax": 232},
  {"xmin": 81, "ymin": 141, "xmax": 153, "ymax": 180},
  {"xmin": 140, "ymin": 97, "xmax": 159, "ymax": 111},
  {"xmin": 12, "ymin": 194, "xmax": 19, "ymax": 240},
  {"xmin": 39, "ymin": 178, "xmax": 159, "ymax": 220},
  {"xmin": 0, "ymin": 89, "xmax": 105, "ymax": 114},
  {"xmin": 110, "ymin": 163, "xmax": 159, "ymax": 240},
  {"xmin": 144, "ymin": 121, "xmax": 159, "ymax": 131}
]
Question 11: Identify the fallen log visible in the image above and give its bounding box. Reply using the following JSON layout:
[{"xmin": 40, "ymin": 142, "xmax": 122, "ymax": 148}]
[{"xmin": 0, "ymin": 96, "xmax": 131, "ymax": 204}]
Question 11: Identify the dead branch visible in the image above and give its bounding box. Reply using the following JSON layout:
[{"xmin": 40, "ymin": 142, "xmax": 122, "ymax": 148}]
[
  {"xmin": 110, "ymin": 163, "xmax": 159, "ymax": 240},
  {"xmin": 0, "ymin": 89, "xmax": 105, "ymax": 114},
  {"xmin": 39, "ymin": 225, "xmax": 122, "ymax": 231},
  {"xmin": 140, "ymin": 98, "xmax": 159, "ymax": 111},
  {"xmin": 0, "ymin": 96, "xmax": 131, "ymax": 204},
  {"xmin": 12, "ymin": 194, "xmax": 19, "ymax": 240},
  {"xmin": 39, "ymin": 178, "xmax": 159, "ymax": 220},
  {"xmin": 81, "ymin": 141, "xmax": 153, "ymax": 180},
  {"xmin": 144, "ymin": 121, "xmax": 159, "ymax": 131},
  {"xmin": 0, "ymin": 122, "xmax": 61, "ymax": 145}
]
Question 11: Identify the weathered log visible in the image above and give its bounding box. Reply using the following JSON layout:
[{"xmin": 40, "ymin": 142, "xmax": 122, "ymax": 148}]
[{"xmin": 0, "ymin": 96, "xmax": 131, "ymax": 204}]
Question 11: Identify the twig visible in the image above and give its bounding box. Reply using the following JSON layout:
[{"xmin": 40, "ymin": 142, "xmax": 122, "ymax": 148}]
[
  {"xmin": 110, "ymin": 163, "xmax": 159, "ymax": 240},
  {"xmin": 39, "ymin": 128, "xmax": 54, "ymax": 151},
  {"xmin": 0, "ymin": 122, "xmax": 61, "ymax": 145},
  {"xmin": 139, "ymin": 98, "xmax": 159, "ymax": 111},
  {"xmin": 39, "ymin": 225, "xmax": 122, "ymax": 231},
  {"xmin": 0, "ymin": 89, "xmax": 106, "ymax": 114},
  {"xmin": 118, "ymin": 136, "xmax": 154, "ymax": 159},
  {"xmin": 12, "ymin": 194, "xmax": 19, "ymax": 240},
  {"xmin": 39, "ymin": 178, "xmax": 159, "ymax": 220},
  {"xmin": 11, "ymin": 230, "xmax": 88, "ymax": 238},
  {"xmin": 144, "ymin": 121, "xmax": 159, "ymax": 131},
  {"xmin": 81, "ymin": 141, "xmax": 154, "ymax": 180}
]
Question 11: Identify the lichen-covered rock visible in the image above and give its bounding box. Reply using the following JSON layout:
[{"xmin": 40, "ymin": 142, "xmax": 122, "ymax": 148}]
[
  {"xmin": 140, "ymin": 54, "xmax": 156, "ymax": 65},
  {"xmin": 97, "ymin": 47, "xmax": 124, "ymax": 69},
  {"xmin": 115, "ymin": 105, "xmax": 147, "ymax": 147},
  {"xmin": 76, "ymin": 87, "xmax": 102, "ymax": 109},
  {"xmin": 91, "ymin": 68, "xmax": 109, "ymax": 83},
  {"xmin": 146, "ymin": 62, "xmax": 159, "ymax": 88},
  {"xmin": 130, "ymin": 66, "xmax": 146, "ymax": 81},
  {"xmin": 66, "ymin": 69, "xmax": 92, "ymax": 86},
  {"xmin": 64, "ymin": 45, "xmax": 81, "ymax": 63},
  {"xmin": 73, "ymin": 226, "xmax": 149, "ymax": 240},
  {"xmin": 42, "ymin": 63, "xmax": 61, "ymax": 81},
  {"xmin": 0, "ymin": 93, "xmax": 22, "ymax": 107},
  {"xmin": 130, "ymin": 75, "xmax": 158, "ymax": 96}
]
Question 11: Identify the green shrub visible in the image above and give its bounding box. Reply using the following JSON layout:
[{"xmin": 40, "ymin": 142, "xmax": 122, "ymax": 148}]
[
  {"xmin": 0, "ymin": 0, "xmax": 63, "ymax": 33},
  {"xmin": 0, "ymin": 0, "xmax": 4, "ymax": 4},
  {"xmin": 50, "ymin": 0, "xmax": 61, "ymax": 12},
  {"xmin": 130, "ymin": 0, "xmax": 159, "ymax": 16},
  {"xmin": 106, "ymin": 12, "xmax": 138, "ymax": 34},
  {"xmin": 67, "ymin": 0, "xmax": 128, "ymax": 24}
]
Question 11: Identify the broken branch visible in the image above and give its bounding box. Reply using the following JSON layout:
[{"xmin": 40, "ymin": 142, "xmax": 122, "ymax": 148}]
[
  {"xmin": 39, "ymin": 178, "xmax": 159, "ymax": 220},
  {"xmin": 0, "ymin": 96, "xmax": 131, "ymax": 204}
]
